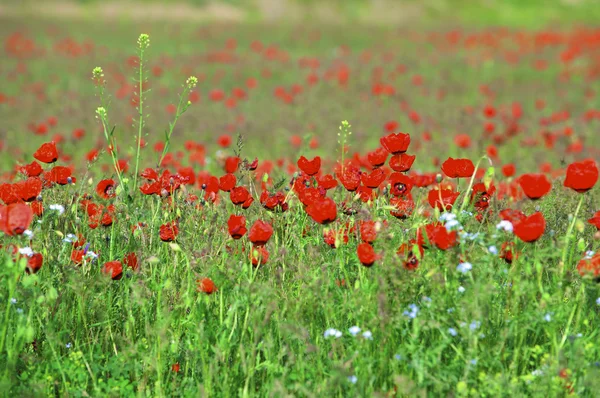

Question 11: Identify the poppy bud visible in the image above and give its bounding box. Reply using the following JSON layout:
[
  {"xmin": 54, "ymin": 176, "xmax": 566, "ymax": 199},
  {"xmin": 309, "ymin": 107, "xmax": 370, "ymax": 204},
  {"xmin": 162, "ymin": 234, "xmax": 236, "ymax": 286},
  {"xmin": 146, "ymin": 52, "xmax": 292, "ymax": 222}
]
[
  {"xmin": 201, "ymin": 183, "xmax": 207, "ymax": 189},
  {"xmin": 67, "ymin": 177, "xmax": 73, "ymax": 184},
  {"xmin": 262, "ymin": 173, "xmax": 269, "ymax": 183},
  {"xmin": 435, "ymin": 174, "xmax": 442, "ymax": 183}
]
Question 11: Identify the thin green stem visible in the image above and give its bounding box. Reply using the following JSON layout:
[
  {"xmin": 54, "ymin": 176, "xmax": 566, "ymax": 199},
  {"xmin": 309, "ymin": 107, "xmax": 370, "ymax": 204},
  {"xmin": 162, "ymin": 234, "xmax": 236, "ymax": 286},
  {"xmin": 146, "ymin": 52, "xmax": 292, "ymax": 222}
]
[
  {"xmin": 133, "ymin": 47, "xmax": 145, "ymax": 194},
  {"xmin": 560, "ymin": 194, "xmax": 584, "ymax": 277}
]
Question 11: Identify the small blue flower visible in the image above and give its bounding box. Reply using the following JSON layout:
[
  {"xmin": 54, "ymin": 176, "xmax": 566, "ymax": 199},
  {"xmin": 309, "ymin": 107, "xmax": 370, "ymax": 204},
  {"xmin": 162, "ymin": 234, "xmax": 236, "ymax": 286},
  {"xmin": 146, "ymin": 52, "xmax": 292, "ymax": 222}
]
[
  {"xmin": 348, "ymin": 326, "xmax": 361, "ymax": 336},
  {"xmin": 496, "ymin": 220, "xmax": 513, "ymax": 232},
  {"xmin": 596, "ymin": 297, "xmax": 600, "ymax": 306},
  {"xmin": 469, "ymin": 321, "xmax": 480, "ymax": 331},
  {"xmin": 445, "ymin": 219, "xmax": 461, "ymax": 231},
  {"xmin": 458, "ymin": 286, "xmax": 465, "ymax": 293},
  {"xmin": 66, "ymin": 342, "xmax": 72, "ymax": 349},
  {"xmin": 470, "ymin": 359, "xmax": 478, "ymax": 366},
  {"xmin": 448, "ymin": 328, "xmax": 458, "ymax": 336},
  {"xmin": 439, "ymin": 212, "xmax": 457, "ymax": 222},
  {"xmin": 403, "ymin": 304, "xmax": 419, "ymax": 319},
  {"xmin": 488, "ymin": 245, "xmax": 498, "ymax": 255},
  {"xmin": 394, "ymin": 354, "xmax": 403, "ymax": 361},
  {"xmin": 362, "ymin": 331, "xmax": 373, "ymax": 340},
  {"xmin": 10, "ymin": 298, "xmax": 17, "ymax": 305},
  {"xmin": 457, "ymin": 262, "xmax": 472, "ymax": 274},
  {"xmin": 544, "ymin": 313, "xmax": 552, "ymax": 322},
  {"xmin": 347, "ymin": 375, "xmax": 357, "ymax": 384},
  {"xmin": 324, "ymin": 328, "xmax": 342, "ymax": 339}
]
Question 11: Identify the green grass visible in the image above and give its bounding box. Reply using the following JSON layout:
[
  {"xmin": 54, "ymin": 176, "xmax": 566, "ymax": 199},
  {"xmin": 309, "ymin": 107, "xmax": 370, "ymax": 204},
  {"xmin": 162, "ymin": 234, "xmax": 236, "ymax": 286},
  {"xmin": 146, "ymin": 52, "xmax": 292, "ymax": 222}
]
[{"xmin": 1, "ymin": 15, "xmax": 600, "ymax": 397}]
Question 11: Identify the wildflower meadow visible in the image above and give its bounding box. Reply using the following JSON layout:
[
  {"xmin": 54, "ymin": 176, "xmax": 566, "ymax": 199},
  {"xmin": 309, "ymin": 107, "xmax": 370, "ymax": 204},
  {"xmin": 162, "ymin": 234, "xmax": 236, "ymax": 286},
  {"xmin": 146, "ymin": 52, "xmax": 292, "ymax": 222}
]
[{"xmin": 1, "ymin": 1, "xmax": 600, "ymax": 396}]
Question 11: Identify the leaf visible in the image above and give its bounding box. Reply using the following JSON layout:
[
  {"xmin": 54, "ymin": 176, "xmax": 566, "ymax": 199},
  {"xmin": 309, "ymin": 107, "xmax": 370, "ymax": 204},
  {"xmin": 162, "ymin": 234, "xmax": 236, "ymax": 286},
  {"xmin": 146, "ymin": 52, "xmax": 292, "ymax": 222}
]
[{"xmin": 483, "ymin": 167, "xmax": 495, "ymax": 190}]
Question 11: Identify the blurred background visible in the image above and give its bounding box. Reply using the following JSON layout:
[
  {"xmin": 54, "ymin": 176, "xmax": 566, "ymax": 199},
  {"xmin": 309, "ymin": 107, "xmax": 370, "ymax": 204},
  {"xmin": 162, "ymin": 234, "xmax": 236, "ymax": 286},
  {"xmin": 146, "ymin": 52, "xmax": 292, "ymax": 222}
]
[
  {"xmin": 1, "ymin": 0, "xmax": 599, "ymax": 171},
  {"xmin": 1, "ymin": 0, "xmax": 600, "ymax": 27}
]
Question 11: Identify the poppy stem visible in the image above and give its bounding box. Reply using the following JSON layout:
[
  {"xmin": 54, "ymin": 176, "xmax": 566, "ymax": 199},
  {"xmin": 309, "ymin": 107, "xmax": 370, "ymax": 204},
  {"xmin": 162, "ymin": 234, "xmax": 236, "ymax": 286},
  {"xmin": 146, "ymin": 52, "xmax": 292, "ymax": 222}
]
[{"xmin": 559, "ymin": 194, "xmax": 584, "ymax": 276}]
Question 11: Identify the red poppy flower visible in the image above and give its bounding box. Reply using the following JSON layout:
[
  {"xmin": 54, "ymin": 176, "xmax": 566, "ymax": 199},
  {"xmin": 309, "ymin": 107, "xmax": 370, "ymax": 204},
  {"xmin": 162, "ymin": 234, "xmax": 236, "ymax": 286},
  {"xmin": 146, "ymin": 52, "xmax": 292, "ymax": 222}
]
[
  {"xmin": 102, "ymin": 260, "xmax": 123, "ymax": 280},
  {"xmin": 96, "ymin": 179, "xmax": 116, "ymax": 199},
  {"xmin": 454, "ymin": 134, "xmax": 471, "ymax": 148},
  {"xmin": 71, "ymin": 249, "xmax": 85, "ymax": 265},
  {"xmin": 229, "ymin": 186, "xmax": 250, "ymax": 206},
  {"xmin": 305, "ymin": 197, "xmax": 337, "ymax": 224},
  {"xmin": 361, "ymin": 168, "xmax": 387, "ymax": 189},
  {"xmin": 357, "ymin": 242, "xmax": 378, "ymax": 267},
  {"xmin": 576, "ymin": 253, "xmax": 600, "ymax": 280},
  {"xmin": 219, "ymin": 174, "xmax": 237, "ymax": 192},
  {"xmin": 518, "ymin": 174, "xmax": 552, "ymax": 200},
  {"xmin": 441, "ymin": 157, "xmax": 475, "ymax": 178},
  {"xmin": 425, "ymin": 223, "xmax": 458, "ymax": 250},
  {"xmin": 250, "ymin": 246, "xmax": 269, "ymax": 266},
  {"xmin": 159, "ymin": 222, "xmax": 179, "ymax": 242},
  {"xmin": 224, "ymin": 156, "xmax": 240, "ymax": 174},
  {"xmin": 397, "ymin": 241, "xmax": 424, "ymax": 270},
  {"xmin": 140, "ymin": 181, "xmax": 160, "ymax": 195},
  {"xmin": 471, "ymin": 182, "xmax": 496, "ymax": 210},
  {"xmin": 259, "ymin": 191, "xmax": 288, "ymax": 212},
  {"xmin": 317, "ymin": 174, "xmax": 338, "ymax": 190},
  {"xmin": 499, "ymin": 209, "xmax": 526, "ymax": 223},
  {"xmin": 16, "ymin": 178, "xmax": 42, "ymax": 202},
  {"xmin": 359, "ymin": 221, "xmax": 377, "ymax": 243},
  {"xmin": 171, "ymin": 363, "xmax": 180, "ymax": 373},
  {"xmin": 0, "ymin": 203, "xmax": 33, "ymax": 236},
  {"xmin": 228, "ymin": 214, "xmax": 247, "ymax": 239},
  {"xmin": 248, "ymin": 220, "xmax": 273, "ymax": 246},
  {"xmin": 367, "ymin": 148, "xmax": 388, "ymax": 168},
  {"xmin": 297, "ymin": 155, "xmax": 321, "ymax": 176},
  {"xmin": 26, "ymin": 253, "xmax": 43, "ymax": 274},
  {"xmin": 428, "ymin": 188, "xmax": 460, "ymax": 211},
  {"xmin": 380, "ymin": 132, "xmax": 411, "ymax": 154},
  {"xmin": 21, "ymin": 161, "xmax": 43, "ymax": 177},
  {"xmin": 33, "ymin": 142, "xmax": 58, "ymax": 164},
  {"xmin": 389, "ymin": 173, "xmax": 414, "ymax": 197},
  {"xmin": 44, "ymin": 166, "xmax": 74, "ymax": 185},
  {"xmin": 141, "ymin": 168, "xmax": 159, "ymax": 181},
  {"xmin": 123, "ymin": 252, "xmax": 139, "ymax": 271},
  {"xmin": 588, "ymin": 211, "xmax": 600, "ymax": 230},
  {"xmin": 513, "ymin": 212, "xmax": 545, "ymax": 243},
  {"xmin": 563, "ymin": 159, "xmax": 598, "ymax": 193},
  {"xmin": 0, "ymin": 183, "xmax": 20, "ymax": 205},
  {"xmin": 197, "ymin": 277, "xmax": 218, "ymax": 294},
  {"xmin": 384, "ymin": 120, "xmax": 399, "ymax": 133},
  {"xmin": 31, "ymin": 201, "xmax": 43, "ymax": 217},
  {"xmin": 483, "ymin": 105, "xmax": 496, "ymax": 118},
  {"xmin": 337, "ymin": 167, "xmax": 361, "ymax": 191},
  {"xmin": 389, "ymin": 195, "xmax": 415, "ymax": 219},
  {"xmin": 323, "ymin": 227, "xmax": 349, "ymax": 248},
  {"xmin": 389, "ymin": 153, "xmax": 416, "ymax": 172},
  {"xmin": 177, "ymin": 167, "xmax": 196, "ymax": 185},
  {"xmin": 500, "ymin": 242, "xmax": 517, "ymax": 264},
  {"xmin": 502, "ymin": 164, "xmax": 516, "ymax": 178}
]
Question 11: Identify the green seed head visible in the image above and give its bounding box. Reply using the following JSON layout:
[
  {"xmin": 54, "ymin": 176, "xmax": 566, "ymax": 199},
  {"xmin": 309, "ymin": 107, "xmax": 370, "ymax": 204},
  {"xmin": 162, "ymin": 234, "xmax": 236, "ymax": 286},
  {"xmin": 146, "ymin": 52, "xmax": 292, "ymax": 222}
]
[
  {"xmin": 95, "ymin": 107, "xmax": 107, "ymax": 119},
  {"xmin": 92, "ymin": 66, "xmax": 104, "ymax": 80},
  {"xmin": 186, "ymin": 76, "xmax": 198, "ymax": 89},
  {"xmin": 137, "ymin": 34, "xmax": 150, "ymax": 50}
]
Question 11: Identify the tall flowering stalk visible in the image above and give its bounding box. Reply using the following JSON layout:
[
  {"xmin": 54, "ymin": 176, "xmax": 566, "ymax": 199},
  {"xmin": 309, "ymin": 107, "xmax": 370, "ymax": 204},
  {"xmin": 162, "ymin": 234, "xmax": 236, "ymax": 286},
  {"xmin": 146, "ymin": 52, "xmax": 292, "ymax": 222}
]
[
  {"xmin": 92, "ymin": 66, "xmax": 125, "ymax": 190},
  {"xmin": 133, "ymin": 33, "xmax": 150, "ymax": 193},
  {"xmin": 157, "ymin": 76, "xmax": 198, "ymax": 168}
]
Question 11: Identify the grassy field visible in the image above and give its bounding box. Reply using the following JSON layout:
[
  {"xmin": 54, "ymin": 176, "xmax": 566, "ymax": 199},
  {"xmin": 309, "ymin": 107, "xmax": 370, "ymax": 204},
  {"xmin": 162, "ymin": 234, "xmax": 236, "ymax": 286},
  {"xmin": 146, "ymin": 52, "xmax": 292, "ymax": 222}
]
[{"xmin": 1, "ymin": 3, "xmax": 600, "ymax": 397}]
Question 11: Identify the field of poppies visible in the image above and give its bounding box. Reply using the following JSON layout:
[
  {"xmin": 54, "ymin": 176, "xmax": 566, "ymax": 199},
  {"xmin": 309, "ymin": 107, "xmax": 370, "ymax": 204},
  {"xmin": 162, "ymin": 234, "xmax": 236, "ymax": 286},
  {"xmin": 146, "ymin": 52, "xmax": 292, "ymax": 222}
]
[{"xmin": 1, "ymin": 5, "xmax": 600, "ymax": 396}]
